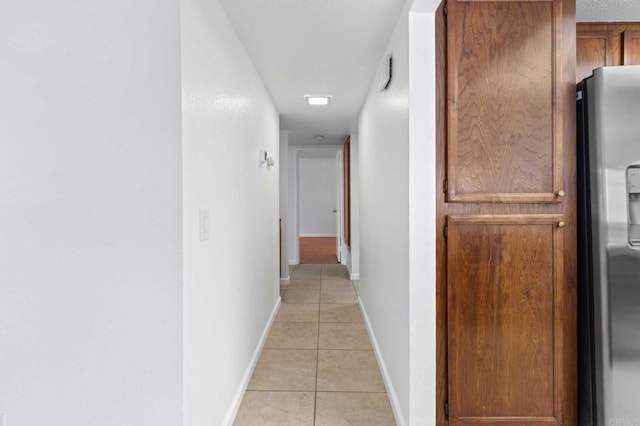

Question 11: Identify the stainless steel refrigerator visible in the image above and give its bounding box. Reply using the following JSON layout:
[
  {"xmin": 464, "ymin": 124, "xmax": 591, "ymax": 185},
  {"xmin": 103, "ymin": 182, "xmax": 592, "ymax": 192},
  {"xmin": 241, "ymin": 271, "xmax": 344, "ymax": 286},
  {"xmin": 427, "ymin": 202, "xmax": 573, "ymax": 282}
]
[{"xmin": 578, "ymin": 66, "xmax": 640, "ymax": 426}]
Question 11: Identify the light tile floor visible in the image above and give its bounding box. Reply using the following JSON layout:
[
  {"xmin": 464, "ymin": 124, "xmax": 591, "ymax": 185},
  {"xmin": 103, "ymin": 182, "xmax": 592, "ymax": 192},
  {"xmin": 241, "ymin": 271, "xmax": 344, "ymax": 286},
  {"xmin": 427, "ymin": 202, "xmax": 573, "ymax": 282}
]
[{"xmin": 234, "ymin": 264, "xmax": 396, "ymax": 426}]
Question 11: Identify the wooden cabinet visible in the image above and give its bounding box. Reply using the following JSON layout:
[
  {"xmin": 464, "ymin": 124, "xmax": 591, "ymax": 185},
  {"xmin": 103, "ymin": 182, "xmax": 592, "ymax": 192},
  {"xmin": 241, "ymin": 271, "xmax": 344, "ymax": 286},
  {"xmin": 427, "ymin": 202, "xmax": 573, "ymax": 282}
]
[
  {"xmin": 624, "ymin": 30, "xmax": 640, "ymax": 65},
  {"xmin": 447, "ymin": 0, "xmax": 563, "ymax": 204},
  {"xmin": 447, "ymin": 215, "xmax": 565, "ymax": 424},
  {"xmin": 437, "ymin": 0, "xmax": 576, "ymax": 424},
  {"xmin": 576, "ymin": 30, "xmax": 614, "ymax": 84},
  {"xmin": 577, "ymin": 24, "xmax": 640, "ymax": 82}
]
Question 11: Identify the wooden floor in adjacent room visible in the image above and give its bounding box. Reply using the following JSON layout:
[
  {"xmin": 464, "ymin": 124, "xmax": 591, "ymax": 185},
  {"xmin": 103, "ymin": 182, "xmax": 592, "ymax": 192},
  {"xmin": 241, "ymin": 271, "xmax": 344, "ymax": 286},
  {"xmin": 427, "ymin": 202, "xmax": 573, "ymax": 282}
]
[{"xmin": 299, "ymin": 237, "xmax": 338, "ymax": 264}]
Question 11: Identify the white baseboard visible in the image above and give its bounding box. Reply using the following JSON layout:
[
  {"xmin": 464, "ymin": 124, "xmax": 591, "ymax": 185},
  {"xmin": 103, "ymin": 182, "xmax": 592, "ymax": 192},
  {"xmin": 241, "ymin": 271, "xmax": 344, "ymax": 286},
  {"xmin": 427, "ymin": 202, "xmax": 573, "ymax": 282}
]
[
  {"xmin": 222, "ymin": 297, "xmax": 281, "ymax": 425},
  {"xmin": 280, "ymin": 276, "xmax": 290, "ymax": 283},
  {"xmin": 358, "ymin": 296, "xmax": 407, "ymax": 426},
  {"xmin": 289, "ymin": 260, "xmax": 299, "ymax": 266},
  {"xmin": 350, "ymin": 273, "xmax": 360, "ymax": 280}
]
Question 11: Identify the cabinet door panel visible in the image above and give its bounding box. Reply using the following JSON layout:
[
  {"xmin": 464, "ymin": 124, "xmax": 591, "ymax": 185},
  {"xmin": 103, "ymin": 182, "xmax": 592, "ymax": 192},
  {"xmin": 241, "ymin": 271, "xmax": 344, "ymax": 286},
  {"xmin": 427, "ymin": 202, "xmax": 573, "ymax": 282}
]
[
  {"xmin": 447, "ymin": 0, "xmax": 563, "ymax": 203},
  {"xmin": 624, "ymin": 30, "xmax": 640, "ymax": 65},
  {"xmin": 576, "ymin": 31, "xmax": 614, "ymax": 81},
  {"xmin": 447, "ymin": 215, "xmax": 564, "ymax": 425}
]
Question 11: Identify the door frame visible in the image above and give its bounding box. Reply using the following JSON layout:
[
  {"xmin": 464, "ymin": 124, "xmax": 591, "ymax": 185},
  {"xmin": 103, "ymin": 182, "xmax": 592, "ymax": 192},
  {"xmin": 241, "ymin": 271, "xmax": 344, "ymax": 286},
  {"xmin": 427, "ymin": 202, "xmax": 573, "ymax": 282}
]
[{"xmin": 290, "ymin": 145, "xmax": 345, "ymax": 265}]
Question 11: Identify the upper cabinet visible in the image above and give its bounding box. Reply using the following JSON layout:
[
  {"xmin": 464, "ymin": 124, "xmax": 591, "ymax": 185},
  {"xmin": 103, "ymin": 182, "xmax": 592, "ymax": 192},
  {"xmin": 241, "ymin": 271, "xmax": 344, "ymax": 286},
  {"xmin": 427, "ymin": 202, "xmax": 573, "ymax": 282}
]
[
  {"xmin": 447, "ymin": 0, "xmax": 565, "ymax": 203},
  {"xmin": 576, "ymin": 30, "xmax": 614, "ymax": 82},
  {"xmin": 577, "ymin": 24, "xmax": 640, "ymax": 82},
  {"xmin": 624, "ymin": 30, "xmax": 640, "ymax": 65}
]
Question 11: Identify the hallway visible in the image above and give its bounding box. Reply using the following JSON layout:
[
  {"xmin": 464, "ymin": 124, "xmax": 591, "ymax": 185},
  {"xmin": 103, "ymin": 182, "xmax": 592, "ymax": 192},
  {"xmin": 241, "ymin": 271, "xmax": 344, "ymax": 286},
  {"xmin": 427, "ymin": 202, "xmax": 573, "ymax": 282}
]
[{"xmin": 234, "ymin": 264, "xmax": 395, "ymax": 425}]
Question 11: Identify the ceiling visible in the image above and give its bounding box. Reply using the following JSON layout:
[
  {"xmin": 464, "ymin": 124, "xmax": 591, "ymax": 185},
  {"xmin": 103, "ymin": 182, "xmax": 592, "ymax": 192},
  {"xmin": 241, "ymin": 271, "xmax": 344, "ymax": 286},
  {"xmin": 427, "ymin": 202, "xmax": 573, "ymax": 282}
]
[
  {"xmin": 286, "ymin": 132, "xmax": 347, "ymax": 147},
  {"xmin": 219, "ymin": 0, "xmax": 408, "ymax": 145},
  {"xmin": 577, "ymin": 0, "xmax": 640, "ymax": 22},
  {"xmin": 219, "ymin": 0, "xmax": 640, "ymax": 146}
]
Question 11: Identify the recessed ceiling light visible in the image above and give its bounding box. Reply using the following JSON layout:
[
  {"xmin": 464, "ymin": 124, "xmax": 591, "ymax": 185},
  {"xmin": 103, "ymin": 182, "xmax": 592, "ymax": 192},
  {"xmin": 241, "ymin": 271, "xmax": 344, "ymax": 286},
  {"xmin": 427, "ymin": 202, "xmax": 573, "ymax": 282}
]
[
  {"xmin": 314, "ymin": 135, "xmax": 325, "ymax": 141},
  {"xmin": 305, "ymin": 95, "xmax": 332, "ymax": 106}
]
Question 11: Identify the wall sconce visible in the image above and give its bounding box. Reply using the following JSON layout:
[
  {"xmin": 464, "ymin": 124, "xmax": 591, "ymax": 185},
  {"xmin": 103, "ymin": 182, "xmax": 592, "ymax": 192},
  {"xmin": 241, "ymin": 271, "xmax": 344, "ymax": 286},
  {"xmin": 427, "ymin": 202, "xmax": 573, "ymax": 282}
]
[
  {"xmin": 259, "ymin": 149, "xmax": 275, "ymax": 169},
  {"xmin": 378, "ymin": 54, "xmax": 393, "ymax": 92}
]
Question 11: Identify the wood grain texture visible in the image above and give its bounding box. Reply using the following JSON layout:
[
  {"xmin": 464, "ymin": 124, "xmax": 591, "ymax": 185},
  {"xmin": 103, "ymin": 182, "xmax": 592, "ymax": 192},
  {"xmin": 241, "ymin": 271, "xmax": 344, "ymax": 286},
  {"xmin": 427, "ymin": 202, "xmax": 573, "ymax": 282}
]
[
  {"xmin": 447, "ymin": 0, "xmax": 563, "ymax": 203},
  {"xmin": 299, "ymin": 237, "xmax": 337, "ymax": 264},
  {"xmin": 438, "ymin": 0, "xmax": 577, "ymax": 424},
  {"xmin": 576, "ymin": 31, "xmax": 614, "ymax": 82},
  {"xmin": 561, "ymin": 1, "xmax": 577, "ymax": 422},
  {"xmin": 576, "ymin": 23, "xmax": 640, "ymax": 80},
  {"xmin": 577, "ymin": 24, "xmax": 626, "ymax": 66},
  {"xmin": 447, "ymin": 215, "xmax": 563, "ymax": 425},
  {"xmin": 436, "ymin": 2, "xmax": 448, "ymax": 424},
  {"xmin": 623, "ymin": 30, "xmax": 640, "ymax": 65}
]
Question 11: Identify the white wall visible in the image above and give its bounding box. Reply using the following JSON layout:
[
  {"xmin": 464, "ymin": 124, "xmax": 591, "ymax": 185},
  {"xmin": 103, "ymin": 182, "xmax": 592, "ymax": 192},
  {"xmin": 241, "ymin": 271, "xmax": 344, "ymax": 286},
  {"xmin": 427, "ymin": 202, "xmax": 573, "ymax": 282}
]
[
  {"xmin": 358, "ymin": 9, "xmax": 411, "ymax": 422},
  {"xmin": 279, "ymin": 132, "xmax": 290, "ymax": 279},
  {"xmin": 298, "ymin": 157, "xmax": 338, "ymax": 237},
  {"xmin": 357, "ymin": 0, "xmax": 439, "ymax": 424},
  {"xmin": 408, "ymin": 3, "xmax": 439, "ymax": 424},
  {"xmin": 0, "ymin": 1, "xmax": 183, "ymax": 425},
  {"xmin": 181, "ymin": 0, "xmax": 280, "ymax": 425}
]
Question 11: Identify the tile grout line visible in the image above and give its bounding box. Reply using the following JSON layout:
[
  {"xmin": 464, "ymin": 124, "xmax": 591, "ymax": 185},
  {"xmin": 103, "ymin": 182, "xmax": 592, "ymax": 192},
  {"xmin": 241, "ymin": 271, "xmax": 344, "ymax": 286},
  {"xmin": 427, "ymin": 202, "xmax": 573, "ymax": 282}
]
[
  {"xmin": 315, "ymin": 265, "xmax": 322, "ymax": 426},
  {"xmin": 261, "ymin": 347, "xmax": 373, "ymax": 352},
  {"xmin": 278, "ymin": 265, "xmax": 362, "ymax": 424},
  {"xmin": 275, "ymin": 321, "xmax": 364, "ymax": 324},
  {"xmin": 313, "ymin": 275, "xmax": 322, "ymax": 426},
  {"xmin": 245, "ymin": 389, "xmax": 388, "ymax": 394},
  {"xmin": 243, "ymin": 265, "xmax": 391, "ymax": 424}
]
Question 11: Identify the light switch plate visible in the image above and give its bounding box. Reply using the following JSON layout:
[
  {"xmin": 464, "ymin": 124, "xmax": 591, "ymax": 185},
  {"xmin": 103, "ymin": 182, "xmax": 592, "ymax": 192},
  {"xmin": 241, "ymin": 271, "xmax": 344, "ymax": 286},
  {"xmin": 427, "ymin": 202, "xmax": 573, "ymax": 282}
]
[{"xmin": 199, "ymin": 209, "xmax": 210, "ymax": 242}]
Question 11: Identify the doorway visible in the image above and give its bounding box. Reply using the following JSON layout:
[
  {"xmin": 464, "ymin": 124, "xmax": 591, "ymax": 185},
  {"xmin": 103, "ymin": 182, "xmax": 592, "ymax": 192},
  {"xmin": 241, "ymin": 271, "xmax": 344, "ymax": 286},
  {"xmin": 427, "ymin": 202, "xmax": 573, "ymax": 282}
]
[
  {"xmin": 292, "ymin": 148, "xmax": 344, "ymax": 265},
  {"xmin": 298, "ymin": 153, "xmax": 340, "ymax": 263}
]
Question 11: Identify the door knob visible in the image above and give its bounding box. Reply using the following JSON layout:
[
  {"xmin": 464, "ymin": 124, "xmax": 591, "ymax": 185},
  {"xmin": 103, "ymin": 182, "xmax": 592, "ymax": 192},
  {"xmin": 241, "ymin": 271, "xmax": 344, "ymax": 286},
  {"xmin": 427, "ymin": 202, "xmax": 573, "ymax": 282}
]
[{"xmin": 332, "ymin": 210, "xmax": 337, "ymax": 213}]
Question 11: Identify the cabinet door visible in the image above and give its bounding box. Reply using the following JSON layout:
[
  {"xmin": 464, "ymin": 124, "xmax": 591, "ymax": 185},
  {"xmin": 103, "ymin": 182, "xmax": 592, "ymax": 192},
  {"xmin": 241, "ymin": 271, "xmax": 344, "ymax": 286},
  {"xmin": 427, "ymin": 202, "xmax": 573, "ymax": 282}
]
[
  {"xmin": 447, "ymin": 215, "xmax": 566, "ymax": 425},
  {"xmin": 624, "ymin": 30, "xmax": 640, "ymax": 65},
  {"xmin": 447, "ymin": 0, "xmax": 564, "ymax": 203},
  {"xmin": 576, "ymin": 30, "xmax": 615, "ymax": 81}
]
